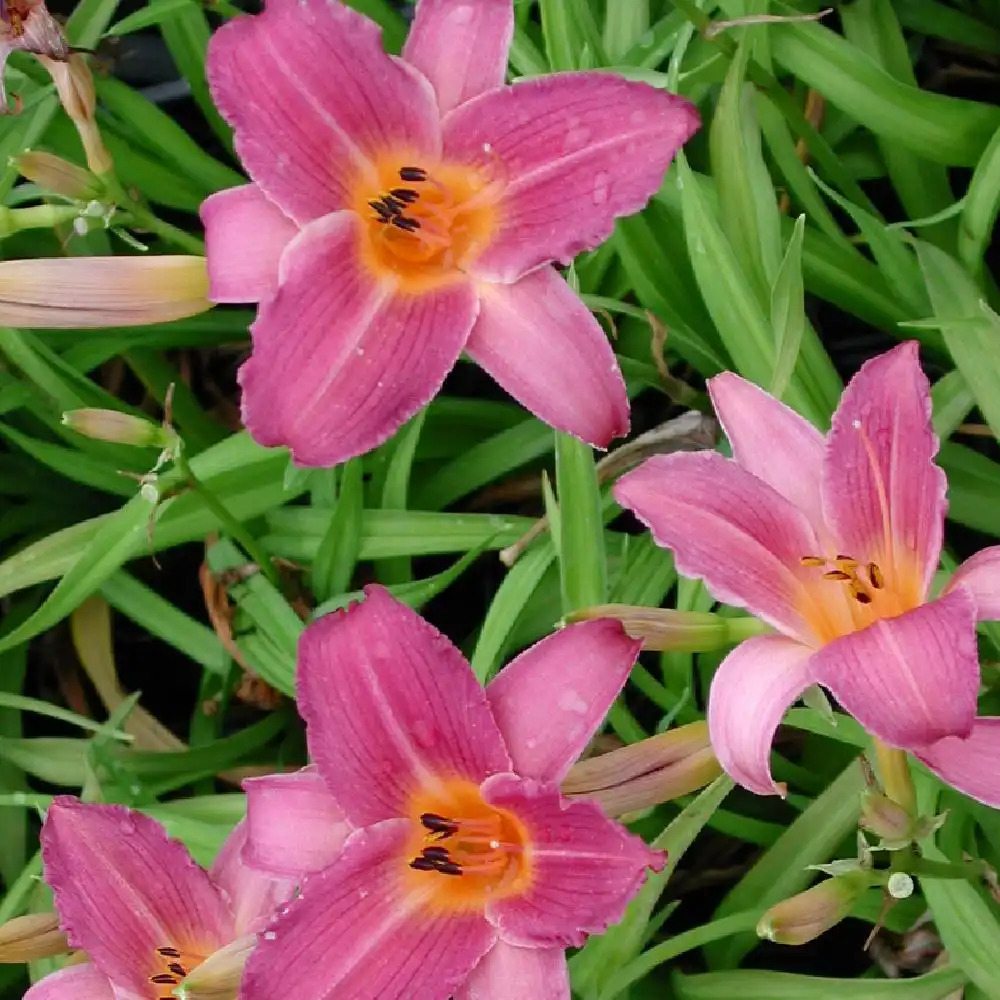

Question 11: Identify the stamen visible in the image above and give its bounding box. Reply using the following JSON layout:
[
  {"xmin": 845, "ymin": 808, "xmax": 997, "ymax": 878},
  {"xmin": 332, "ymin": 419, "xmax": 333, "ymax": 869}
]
[
  {"xmin": 800, "ymin": 556, "xmax": 826, "ymax": 567},
  {"xmin": 822, "ymin": 570, "xmax": 852, "ymax": 582},
  {"xmin": 398, "ymin": 166, "xmax": 428, "ymax": 182},
  {"xmin": 168, "ymin": 963, "xmax": 186, "ymax": 977},
  {"xmin": 368, "ymin": 199, "xmax": 397, "ymax": 222},
  {"xmin": 867, "ymin": 562, "xmax": 885, "ymax": 589},
  {"xmin": 389, "ymin": 188, "xmax": 420, "ymax": 204},
  {"xmin": 157, "ymin": 947, "xmax": 181, "ymax": 959},
  {"xmin": 382, "ymin": 195, "xmax": 406, "ymax": 214},
  {"xmin": 421, "ymin": 813, "xmax": 458, "ymax": 836},
  {"xmin": 391, "ymin": 215, "xmax": 421, "ymax": 232},
  {"xmin": 150, "ymin": 974, "xmax": 178, "ymax": 985},
  {"xmin": 849, "ymin": 582, "xmax": 873, "ymax": 605},
  {"xmin": 420, "ymin": 846, "xmax": 452, "ymax": 863}
]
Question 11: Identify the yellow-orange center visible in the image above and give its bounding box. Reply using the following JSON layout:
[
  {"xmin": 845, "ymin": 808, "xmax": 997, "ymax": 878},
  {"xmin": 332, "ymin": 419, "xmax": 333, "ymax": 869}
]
[
  {"xmin": 403, "ymin": 780, "xmax": 531, "ymax": 913},
  {"xmin": 353, "ymin": 156, "xmax": 502, "ymax": 294},
  {"xmin": 148, "ymin": 943, "xmax": 207, "ymax": 999}
]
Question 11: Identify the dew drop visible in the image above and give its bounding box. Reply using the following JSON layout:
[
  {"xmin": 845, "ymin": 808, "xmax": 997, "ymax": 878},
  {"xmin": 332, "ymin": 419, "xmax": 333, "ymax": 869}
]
[
  {"xmin": 263, "ymin": 931, "xmax": 277, "ymax": 941},
  {"xmin": 558, "ymin": 690, "xmax": 589, "ymax": 715}
]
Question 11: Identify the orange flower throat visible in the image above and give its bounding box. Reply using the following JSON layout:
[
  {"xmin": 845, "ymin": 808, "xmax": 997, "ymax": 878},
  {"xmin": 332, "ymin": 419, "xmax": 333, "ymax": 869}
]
[
  {"xmin": 405, "ymin": 780, "xmax": 531, "ymax": 912},
  {"xmin": 149, "ymin": 944, "xmax": 206, "ymax": 999},
  {"xmin": 356, "ymin": 159, "xmax": 502, "ymax": 293}
]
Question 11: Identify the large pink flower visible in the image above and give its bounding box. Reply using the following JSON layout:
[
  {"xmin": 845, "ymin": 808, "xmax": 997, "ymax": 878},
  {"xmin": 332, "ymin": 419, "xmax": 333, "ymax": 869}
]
[
  {"xmin": 614, "ymin": 342, "xmax": 1000, "ymax": 807},
  {"xmin": 201, "ymin": 0, "xmax": 699, "ymax": 466},
  {"xmin": 239, "ymin": 585, "xmax": 660, "ymax": 1000},
  {"xmin": 26, "ymin": 799, "xmax": 293, "ymax": 1000}
]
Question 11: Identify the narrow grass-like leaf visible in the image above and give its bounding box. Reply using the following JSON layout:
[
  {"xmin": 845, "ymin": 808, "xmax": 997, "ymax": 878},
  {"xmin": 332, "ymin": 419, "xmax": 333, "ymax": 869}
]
[
  {"xmin": 311, "ymin": 458, "xmax": 363, "ymax": 602},
  {"xmin": 555, "ymin": 433, "xmax": 606, "ymax": 613},
  {"xmin": 958, "ymin": 124, "xmax": 1000, "ymax": 280},
  {"xmin": 673, "ymin": 968, "xmax": 967, "ymax": 999},
  {"xmin": 377, "ymin": 410, "xmax": 427, "ymax": 584},
  {"xmin": 769, "ymin": 214, "xmax": 806, "ymax": 400}
]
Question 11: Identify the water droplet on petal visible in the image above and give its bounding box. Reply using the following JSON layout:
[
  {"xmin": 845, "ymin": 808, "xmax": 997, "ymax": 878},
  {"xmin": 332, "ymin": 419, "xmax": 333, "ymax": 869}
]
[{"xmin": 558, "ymin": 690, "xmax": 589, "ymax": 715}]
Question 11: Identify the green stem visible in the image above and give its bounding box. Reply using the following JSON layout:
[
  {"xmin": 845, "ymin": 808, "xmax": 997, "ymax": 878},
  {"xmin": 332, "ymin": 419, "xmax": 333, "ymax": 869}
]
[
  {"xmin": 0, "ymin": 204, "xmax": 83, "ymax": 237},
  {"xmin": 100, "ymin": 172, "xmax": 205, "ymax": 254},
  {"xmin": 903, "ymin": 856, "xmax": 989, "ymax": 883},
  {"xmin": 173, "ymin": 449, "xmax": 281, "ymax": 588}
]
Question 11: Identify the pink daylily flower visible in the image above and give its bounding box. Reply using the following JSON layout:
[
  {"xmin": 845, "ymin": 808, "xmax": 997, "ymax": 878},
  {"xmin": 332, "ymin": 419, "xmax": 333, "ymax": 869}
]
[
  {"xmin": 239, "ymin": 585, "xmax": 661, "ymax": 1000},
  {"xmin": 201, "ymin": 0, "xmax": 699, "ymax": 466},
  {"xmin": 26, "ymin": 798, "xmax": 293, "ymax": 1000},
  {"xmin": 1, "ymin": 0, "xmax": 68, "ymax": 112},
  {"xmin": 614, "ymin": 342, "xmax": 1000, "ymax": 808}
]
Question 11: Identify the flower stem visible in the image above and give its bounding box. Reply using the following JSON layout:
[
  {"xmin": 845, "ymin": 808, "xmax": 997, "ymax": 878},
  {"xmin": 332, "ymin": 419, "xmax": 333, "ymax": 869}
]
[
  {"xmin": 100, "ymin": 171, "xmax": 205, "ymax": 254},
  {"xmin": 172, "ymin": 449, "xmax": 280, "ymax": 588},
  {"xmin": 873, "ymin": 740, "xmax": 917, "ymax": 815}
]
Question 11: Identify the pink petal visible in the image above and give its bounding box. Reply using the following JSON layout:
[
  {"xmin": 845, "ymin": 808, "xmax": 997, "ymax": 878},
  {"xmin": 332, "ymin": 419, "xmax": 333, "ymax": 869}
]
[
  {"xmin": 206, "ymin": 0, "xmax": 441, "ymax": 225},
  {"xmin": 822, "ymin": 342, "xmax": 946, "ymax": 600},
  {"xmin": 466, "ymin": 268, "xmax": 629, "ymax": 447},
  {"xmin": 240, "ymin": 819, "xmax": 497, "ymax": 1000},
  {"xmin": 708, "ymin": 372, "xmax": 827, "ymax": 536},
  {"xmin": 443, "ymin": 74, "xmax": 699, "ymax": 282},
  {"xmin": 707, "ymin": 635, "xmax": 815, "ymax": 797},
  {"xmin": 242, "ymin": 768, "xmax": 352, "ymax": 880},
  {"xmin": 613, "ymin": 451, "xmax": 821, "ymax": 641},
  {"xmin": 201, "ymin": 184, "xmax": 298, "ymax": 304},
  {"xmin": 41, "ymin": 799, "xmax": 232, "ymax": 998},
  {"xmin": 915, "ymin": 717, "xmax": 1000, "ymax": 808},
  {"xmin": 482, "ymin": 774, "xmax": 662, "ymax": 948},
  {"xmin": 486, "ymin": 620, "xmax": 640, "ymax": 782},
  {"xmin": 239, "ymin": 212, "xmax": 478, "ymax": 467},
  {"xmin": 403, "ymin": 0, "xmax": 513, "ymax": 115},
  {"xmin": 210, "ymin": 821, "xmax": 297, "ymax": 936},
  {"xmin": 944, "ymin": 546, "xmax": 1000, "ymax": 622},
  {"xmin": 810, "ymin": 589, "xmax": 979, "ymax": 748},
  {"xmin": 298, "ymin": 586, "xmax": 512, "ymax": 827},
  {"xmin": 456, "ymin": 942, "xmax": 569, "ymax": 1000},
  {"xmin": 23, "ymin": 965, "xmax": 115, "ymax": 1000}
]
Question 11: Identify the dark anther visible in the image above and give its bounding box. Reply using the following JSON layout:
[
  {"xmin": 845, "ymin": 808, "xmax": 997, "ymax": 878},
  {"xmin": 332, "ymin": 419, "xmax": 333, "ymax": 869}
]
[
  {"xmin": 168, "ymin": 963, "xmax": 186, "ymax": 977},
  {"xmin": 853, "ymin": 591, "xmax": 873, "ymax": 605},
  {"xmin": 410, "ymin": 856, "xmax": 439, "ymax": 871},
  {"xmin": 391, "ymin": 215, "xmax": 421, "ymax": 232},
  {"xmin": 438, "ymin": 861, "xmax": 463, "ymax": 876},
  {"xmin": 867, "ymin": 563, "xmax": 885, "ymax": 589},
  {"xmin": 150, "ymin": 974, "xmax": 178, "ymax": 985},
  {"xmin": 157, "ymin": 947, "xmax": 181, "ymax": 959},
  {"xmin": 822, "ymin": 570, "xmax": 852, "ymax": 582},
  {"xmin": 368, "ymin": 199, "xmax": 397, "ymax": 221},
  {"xmin": 399, "ymin": 166, "xmax": 428, "ymax": 182},
  {"xmin": 390, "ymin": 187, "xmax": 420, "ymax": 204},
  {"xmin": 421, "ymin": 846, "xmax": 452, "ymax": 863},
  {"xmin": 421, "ymin": 813, "xmax": 458, "ymax": 835}
]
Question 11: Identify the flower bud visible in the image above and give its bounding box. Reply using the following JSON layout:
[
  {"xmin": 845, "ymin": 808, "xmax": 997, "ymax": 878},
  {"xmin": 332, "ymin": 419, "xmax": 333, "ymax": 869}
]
[
  {"xmin": 179, "ymin": 935, "xmax": 255, "ymax": 1000},
  {"xmin": 62, "ymin": 408, "xmax": 174, "ymax": 448},
  {"xmin": 36, "ymin": 53, "xmax": 112, "ymax": 174},
  {"xmin": 15, "ymin": 151, "xmax": 100, "ymax": 200},
  {"xmin": 757, "ymin": 871, "xmax": 870, "ymax": 946},
  {"xmin": 0, "ymin": 911, "xmax": 69, "ymax": 962},
  {"xmin": 860, "ymin": 789, "xmax": 914, "ymax": 848},
  {"xmin": 563, "ymin": 721, "xmax": 722, "ymax": 816},
  {"xmin": 566, "ymin": 604, "xmax": 769, "ymax": 652}
]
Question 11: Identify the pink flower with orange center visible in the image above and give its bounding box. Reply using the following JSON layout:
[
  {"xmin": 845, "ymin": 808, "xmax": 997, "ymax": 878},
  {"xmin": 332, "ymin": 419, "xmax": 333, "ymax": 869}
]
[
  {"xmin": 25, "ymin": 799, "xmax": 293, "ymax": 1000},
  {"xmin": 239, "ymin": 586, "xmax": 661, "ymax": 999},
  {"xmin": 615, "ymin": 342, "xmax": 1000, "ymax": 807},
  {"xmin": 201, "ymin": 0, "xmax": 699, "ymax": 466}
]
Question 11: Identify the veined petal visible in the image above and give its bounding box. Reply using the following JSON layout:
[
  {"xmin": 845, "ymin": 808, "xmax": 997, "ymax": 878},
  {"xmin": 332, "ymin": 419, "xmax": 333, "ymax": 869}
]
[
  {"xmin": 41, "ymin": 799, "xmax": 232, "ymax": 998},
  {"xmin": 201, "ymin": 185, "xmax": 297, "ymax": 304},
  {"xmin": 207, "ymin": 0, "xmax": 440, "ymax": 225},
  {"xmin": 944, "ymin": 546, "xmax": 1000, "ymax": 622},
  {"xmin": 210, "ymin": 821, "xmax": 297, "ymax": 936},
  {"xmin": 298, "ymin": 586, "xmax": 511, "ymax": 827},
  {"xmin": 811, "ymin": 589, "xmax": 979, "ymax": 748},
  {"xmin": 486, "ymin": 620, "xmax": 640, "ymax": 782},
  {"xmin": 243, "ymin": 768, "xmax": 352, "ymax": 880},
  {"xmin": 915, "ymin": 717, "xmax": 1000, "ymax": 808},
  {"xmin": 709, "ymin": 372, "xmax": 827, "ymax": 535},
  {"xmin": 239, "ymin": 819, "xmax": 496, "ymax": 1000},
  {"xmin": 456, "ymin": 942, "xmax": 569, "ymax": 1000},
  {"xmin": 239, "ymin": 211, "xmax": 478, "ymax": 467},
  {"xmin": 0, "ymin": 256, "xmax": 210, "ymax": 328},
  {"xmin": 23, "ymin": 964, "xmax": 115, "ymax": 1000},
  {"xmin": 707, "ymin": 635, "xmax": 815, "ymax": 796},
  {"xmin": 614, "ymin": 451, "xmax": 821, "ymax": 641},
  {"xmin": 443, "ymin": 74, "xmax": 698, "ymax": 282},
  {"xmin": 822, "ymin": 342, "xmax": 946, "ymax": 601},
  {"xmin": 403, "ymin": 0, "xmax": 513, "ymax": 115},
  {"xmin": 483, "ymin": 775, "xmax": 662, "ymax": 948},
  {"xmin": 466, "ymin": 268, "xmax": 629, "ymax": 447}
]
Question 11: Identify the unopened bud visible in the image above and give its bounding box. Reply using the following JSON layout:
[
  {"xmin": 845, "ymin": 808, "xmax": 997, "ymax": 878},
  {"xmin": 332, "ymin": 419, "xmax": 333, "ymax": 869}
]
[
  {"xmin": 860, "ymin": 790, "xmax": 914, "ymax": 848},
  {"xmin": 0, "ymin": 911, "xmax": 69, "ymax": 962},
  {"xmin": 566, "ymin": 604, "xmax": 769, "ymax": 652},
  {"xmin": 757, "ymin": 871, "xmax": 870, "ymax": 945},
  {"xmin": 36, "ymin": 53, "xmax": 112, "ymax": 174},
  {"xmin": 15, "ymin": 151, "xmax": 100, "ymax": 200},
  {"xmin": 62, "ymin": 408, "xmax": 174, "ymax": 448},
  {"xmin": 563, "ymin": 721, "xmax": 722, "ymax": 816},
  {"xmin": 179, "ymin": 935, "xmax": 255, "ymax": 1000}
]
